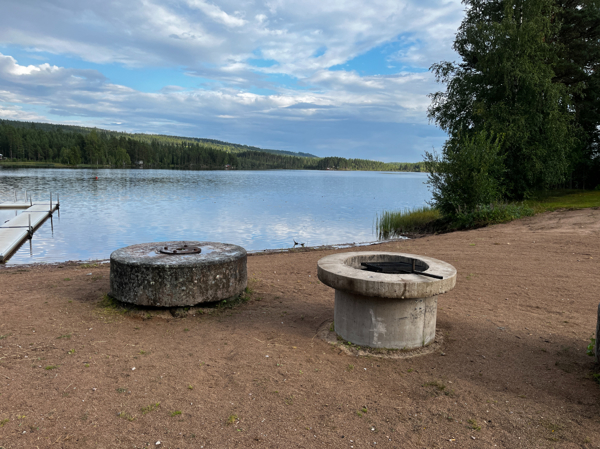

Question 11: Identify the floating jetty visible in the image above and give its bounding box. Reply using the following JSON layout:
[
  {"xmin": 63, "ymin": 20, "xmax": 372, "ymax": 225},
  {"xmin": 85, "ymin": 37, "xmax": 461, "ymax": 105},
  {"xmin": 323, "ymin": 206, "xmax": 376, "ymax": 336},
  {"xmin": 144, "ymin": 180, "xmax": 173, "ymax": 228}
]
[{"xmin": 0, "ymin": 194, "xmax": 59, "ymax": 262}]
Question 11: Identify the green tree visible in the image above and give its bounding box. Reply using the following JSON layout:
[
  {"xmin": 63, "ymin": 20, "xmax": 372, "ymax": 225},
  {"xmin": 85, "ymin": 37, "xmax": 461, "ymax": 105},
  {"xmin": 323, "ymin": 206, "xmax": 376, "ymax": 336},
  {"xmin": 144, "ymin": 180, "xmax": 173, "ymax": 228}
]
[
  {"xmin": 424, "ymin": 131, "xmax": 506, "ymax": 215},
  {"xmin": 114, "ymin": 147, "xmax": 131, "ymax": 166},
  {"xmin": 84, "ymin": 129, "xmax": 103, "ymax": 165},
  {"xmin": 70, "ymin": 146, "xmax": 82, "ymax": 165},
  {"xmin": 59, "ymin": 147, "xmax": 71, "ymax": 165},
  {"xmin": 428, "ymin": 0, "xmax": 578, "ymax": 198},
  {"xmin": 553, "ymin": 0, "xmax": 600, "ymax": 188}
]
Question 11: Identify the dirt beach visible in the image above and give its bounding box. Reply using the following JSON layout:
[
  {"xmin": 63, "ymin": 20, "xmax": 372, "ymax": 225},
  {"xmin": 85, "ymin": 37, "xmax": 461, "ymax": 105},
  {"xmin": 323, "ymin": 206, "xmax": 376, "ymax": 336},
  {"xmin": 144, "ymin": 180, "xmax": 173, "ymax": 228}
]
[{"xmin": 1, "ymin": 208, "xmax": 599, "ymax": 448}]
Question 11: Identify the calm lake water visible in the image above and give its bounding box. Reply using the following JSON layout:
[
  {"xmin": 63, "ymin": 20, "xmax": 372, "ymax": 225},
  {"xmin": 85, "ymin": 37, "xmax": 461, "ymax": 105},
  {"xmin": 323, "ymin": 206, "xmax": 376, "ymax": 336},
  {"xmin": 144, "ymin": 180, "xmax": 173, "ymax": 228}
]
[{"xmin": 0, "ymin": 168, "xmax": 431, "ymax": 265}]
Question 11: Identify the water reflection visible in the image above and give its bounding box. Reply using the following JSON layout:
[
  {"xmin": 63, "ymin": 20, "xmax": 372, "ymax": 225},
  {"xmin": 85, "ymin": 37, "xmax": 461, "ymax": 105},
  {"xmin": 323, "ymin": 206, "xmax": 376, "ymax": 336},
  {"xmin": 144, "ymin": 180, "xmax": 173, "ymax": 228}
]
[{"xmin": 0, "ymin": 168, "xmax": 431, "ymax": 264}]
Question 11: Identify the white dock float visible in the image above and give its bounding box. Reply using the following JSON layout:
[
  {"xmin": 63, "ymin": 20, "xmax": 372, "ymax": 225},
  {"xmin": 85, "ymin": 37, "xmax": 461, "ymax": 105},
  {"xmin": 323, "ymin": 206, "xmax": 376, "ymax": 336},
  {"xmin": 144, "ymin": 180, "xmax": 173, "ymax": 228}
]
[
  {"xmin": 0, "ymin": 202, "xmax": 32, "ymax": 210},
  {"xmin": 1, "ymin": 212, "xmax": 49, "ymax": 229},
  {"xmin": 0, "ymin": 229, "xmax": 29, "ymax": 261},
  {"xmin": 0, "ymin": 198, "xmax": 60, "ymax": 262},
  {"xmin": 0, "ymin": 202, "xmax": 57, "ymax": 210},
  {"xmin": 24, "ymin": 203, "xmax": 59, "ymax": 212}
]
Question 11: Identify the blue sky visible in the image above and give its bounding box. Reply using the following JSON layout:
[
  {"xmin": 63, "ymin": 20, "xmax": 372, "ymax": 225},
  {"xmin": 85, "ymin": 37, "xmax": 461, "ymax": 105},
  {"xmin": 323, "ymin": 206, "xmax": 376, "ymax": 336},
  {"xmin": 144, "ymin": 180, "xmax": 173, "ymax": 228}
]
[{"xmin": 0, "ymin": 0, "xmax": 464, "ymax": 162}]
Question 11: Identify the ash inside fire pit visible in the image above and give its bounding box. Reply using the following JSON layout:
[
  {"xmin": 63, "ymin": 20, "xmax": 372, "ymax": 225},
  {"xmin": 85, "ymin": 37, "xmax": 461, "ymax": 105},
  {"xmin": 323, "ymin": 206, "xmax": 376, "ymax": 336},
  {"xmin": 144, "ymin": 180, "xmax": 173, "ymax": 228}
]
[{"xmin": 110, "ymin": 241, "xmax": 247, "ymax": 307}]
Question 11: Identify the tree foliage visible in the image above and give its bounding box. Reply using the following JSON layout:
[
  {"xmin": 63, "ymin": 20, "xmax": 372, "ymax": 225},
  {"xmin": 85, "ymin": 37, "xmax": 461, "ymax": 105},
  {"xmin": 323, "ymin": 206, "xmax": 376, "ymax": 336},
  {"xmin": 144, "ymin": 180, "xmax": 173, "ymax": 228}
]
[
  {"xmin": 553, "ymin": 0, "xmax": 600, "ymax": 188},
  {"xmin": 424, "ymin": 131, "xmax": 505, "ymax": 215},
  {"xmin": 428, "ymin": 0, "xmax": 599, "ymax": 199}
]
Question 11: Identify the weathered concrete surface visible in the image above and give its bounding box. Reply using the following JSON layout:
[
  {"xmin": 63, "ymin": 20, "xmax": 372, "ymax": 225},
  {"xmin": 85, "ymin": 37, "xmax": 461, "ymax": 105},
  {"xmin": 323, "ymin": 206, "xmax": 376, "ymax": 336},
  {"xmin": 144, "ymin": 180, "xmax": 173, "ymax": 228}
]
[
  {"xmin": 334, "ymin": 290, "xmax": 438, "ymax": 349},
  {"xmin": 317, "ymin": 252, "xmax": 456, "ymax": 299},
  {"xmin": 110, "ymin": 241, "xmax": 247, "ymax": 307},
  {"xmin": 318, "ymin": 252, "xmax": 456, "ymax": 349},
  {"xmin": 595, "ymin": 303, "xmax": 600, "ymax": 362}
]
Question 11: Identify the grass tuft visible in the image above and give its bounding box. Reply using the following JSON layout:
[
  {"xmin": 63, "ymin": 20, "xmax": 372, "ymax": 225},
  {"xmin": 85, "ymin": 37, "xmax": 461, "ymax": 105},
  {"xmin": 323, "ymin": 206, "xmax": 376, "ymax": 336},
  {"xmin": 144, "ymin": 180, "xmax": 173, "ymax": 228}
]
[
  {"xmin": 79, "ymin": 263, "xmax": 98, "ymax": 269},
  {"xmin": 376, "ymin": 206, "xmax": 441, "ymax": 239},
  {"xmin": 117, "ymin": 411, "xmax": 135, "ymax": 421},
  {"xmin": 467, "ymin": 418, "xmax": 481, "ymax": 431},
  {"xmin": 423, "ymin": 380, "xmax": 454, "ymax": 397},
  {"xmin": 96, "ymin": 294, "xmax": 130, "ymax": 321},
  {"xmin": 226, "ymin": 414, "xmax": 238, "ymax": 425},
  {"xmin": 141, "ymin": 403, "xmax": 160, "ymax": 415}
]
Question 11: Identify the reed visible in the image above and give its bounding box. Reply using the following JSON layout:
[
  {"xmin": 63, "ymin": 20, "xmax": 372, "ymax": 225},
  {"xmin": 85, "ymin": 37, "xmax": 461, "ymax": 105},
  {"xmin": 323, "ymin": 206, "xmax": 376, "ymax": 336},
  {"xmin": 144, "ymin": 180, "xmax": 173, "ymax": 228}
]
[
  {"xmin": 376, "ymin": 189, "xmax": 598, "ymax": 239},
  {"xmin": 376, "ymin": 206, "xmax": 441, "ymax": 239}
]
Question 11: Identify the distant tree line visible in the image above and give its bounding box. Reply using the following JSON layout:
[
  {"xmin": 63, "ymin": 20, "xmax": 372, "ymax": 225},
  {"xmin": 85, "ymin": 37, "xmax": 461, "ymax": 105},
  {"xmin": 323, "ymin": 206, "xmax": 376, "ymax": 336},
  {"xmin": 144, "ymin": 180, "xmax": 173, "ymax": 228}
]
[
  {"xmin": 236, "ymin": 152, "xmax": 423, "ymax": 171},
  {"xmin": 0, "ymin": 120, "xmax": 423, "ymax": 172}
]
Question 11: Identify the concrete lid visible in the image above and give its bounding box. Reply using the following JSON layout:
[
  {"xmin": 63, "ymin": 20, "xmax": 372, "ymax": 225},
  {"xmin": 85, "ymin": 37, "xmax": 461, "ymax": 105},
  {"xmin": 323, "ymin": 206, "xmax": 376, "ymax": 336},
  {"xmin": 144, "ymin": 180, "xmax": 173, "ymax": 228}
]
[
  {"xmin": 110, "ymin": 241, "xmax": 246, "ymax": 267},
  {"xmin": 317, "ymin": 251, "xmax": 457, "ymax": 299}
]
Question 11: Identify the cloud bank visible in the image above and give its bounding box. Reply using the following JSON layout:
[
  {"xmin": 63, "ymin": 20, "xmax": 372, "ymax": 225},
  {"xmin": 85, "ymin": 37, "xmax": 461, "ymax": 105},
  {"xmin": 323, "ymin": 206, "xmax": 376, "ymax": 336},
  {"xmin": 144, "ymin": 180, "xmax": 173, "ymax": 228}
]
[{"xmin": 0, "ymin": 0, "xmax": 464, "ymax": 161}]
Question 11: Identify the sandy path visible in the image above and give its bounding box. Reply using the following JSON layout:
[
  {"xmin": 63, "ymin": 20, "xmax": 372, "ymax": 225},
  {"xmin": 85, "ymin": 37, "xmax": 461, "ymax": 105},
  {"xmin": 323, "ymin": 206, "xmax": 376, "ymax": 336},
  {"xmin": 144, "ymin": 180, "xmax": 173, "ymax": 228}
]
[{"xmin": 0, "ymin": 208, "xmax": 599, "ymax": 448}]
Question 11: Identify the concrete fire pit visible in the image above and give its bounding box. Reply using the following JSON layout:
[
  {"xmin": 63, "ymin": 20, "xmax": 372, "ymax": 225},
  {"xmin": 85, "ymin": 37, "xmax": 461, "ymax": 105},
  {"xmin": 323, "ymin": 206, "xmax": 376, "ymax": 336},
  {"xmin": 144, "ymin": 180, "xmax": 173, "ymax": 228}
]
[
  {"xmin": 317, "ymin": 252, "xmax": 456, "ymax": 349},
  {"xmin": 110, "ymin": 241, "xmax": 247, "ymax": 307}
]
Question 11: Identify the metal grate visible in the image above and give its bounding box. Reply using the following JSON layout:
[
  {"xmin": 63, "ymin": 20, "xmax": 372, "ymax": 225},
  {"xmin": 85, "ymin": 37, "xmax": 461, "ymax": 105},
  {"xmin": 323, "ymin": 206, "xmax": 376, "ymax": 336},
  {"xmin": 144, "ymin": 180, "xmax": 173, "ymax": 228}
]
[
  {"xmin": 159, "ymin": 245, "xmax": 201, "ymax": 255},
  {"xmin": 361, "ymin": 258, "xmax": 443, "ymax": 279}
]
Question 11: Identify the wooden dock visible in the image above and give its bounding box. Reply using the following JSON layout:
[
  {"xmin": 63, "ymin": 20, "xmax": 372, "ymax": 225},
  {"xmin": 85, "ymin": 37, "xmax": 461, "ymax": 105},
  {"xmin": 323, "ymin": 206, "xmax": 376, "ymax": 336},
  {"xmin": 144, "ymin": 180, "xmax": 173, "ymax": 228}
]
[{"xmin": 0, "ymin": 198, "xmax": 59, "ymax": 262}]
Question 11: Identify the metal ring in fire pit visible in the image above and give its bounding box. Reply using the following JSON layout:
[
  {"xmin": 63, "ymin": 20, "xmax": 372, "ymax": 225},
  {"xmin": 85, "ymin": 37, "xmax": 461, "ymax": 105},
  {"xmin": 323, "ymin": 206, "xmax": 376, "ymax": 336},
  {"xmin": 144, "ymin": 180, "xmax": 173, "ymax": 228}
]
[{"xmin": 159, "ymin": 245, "xmax": 201, "ymax": 255}]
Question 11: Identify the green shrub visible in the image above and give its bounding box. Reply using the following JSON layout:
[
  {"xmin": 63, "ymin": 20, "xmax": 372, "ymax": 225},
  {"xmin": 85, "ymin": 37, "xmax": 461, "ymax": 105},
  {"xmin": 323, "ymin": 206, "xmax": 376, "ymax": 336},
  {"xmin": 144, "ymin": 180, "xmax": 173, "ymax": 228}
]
[
  {"xmin": 587, "ymin": 336, "xmax": 596, "ymax": 357},
  {"xmin": 424, "ymin": 131, "xmax": 506, "ymax": 217},
  {"xmin": 450, "ymin": 202, "xmax": 535, "ymax": 229}
]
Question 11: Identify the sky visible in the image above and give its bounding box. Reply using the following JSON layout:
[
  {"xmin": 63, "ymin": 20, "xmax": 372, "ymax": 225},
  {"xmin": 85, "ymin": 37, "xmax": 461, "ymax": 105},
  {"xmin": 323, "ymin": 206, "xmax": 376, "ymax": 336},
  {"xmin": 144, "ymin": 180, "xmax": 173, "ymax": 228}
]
[{"xmin": 0, "ymin": 0, "xmax": 465, "ymax": 162}]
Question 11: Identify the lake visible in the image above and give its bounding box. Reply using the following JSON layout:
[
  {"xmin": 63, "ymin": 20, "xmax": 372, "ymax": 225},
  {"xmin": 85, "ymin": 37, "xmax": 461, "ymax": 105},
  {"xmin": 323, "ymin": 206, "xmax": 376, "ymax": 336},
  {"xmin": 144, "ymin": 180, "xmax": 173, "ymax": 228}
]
[{"xmin": 0, "ymin": 168, "xmax": 431, "ymax": 265}]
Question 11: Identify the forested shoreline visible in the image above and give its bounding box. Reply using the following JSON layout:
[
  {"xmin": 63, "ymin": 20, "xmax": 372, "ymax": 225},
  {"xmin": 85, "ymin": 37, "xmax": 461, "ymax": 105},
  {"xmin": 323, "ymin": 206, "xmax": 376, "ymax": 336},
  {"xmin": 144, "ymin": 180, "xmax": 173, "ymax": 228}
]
[{"xmin": 0, "ymin": 120, "xmax": 423, "ymax": 172}]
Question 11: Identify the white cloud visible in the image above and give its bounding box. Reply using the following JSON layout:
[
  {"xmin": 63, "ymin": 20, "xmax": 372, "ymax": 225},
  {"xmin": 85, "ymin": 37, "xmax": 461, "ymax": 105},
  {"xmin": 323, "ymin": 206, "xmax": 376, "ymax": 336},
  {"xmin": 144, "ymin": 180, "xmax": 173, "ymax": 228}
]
[
  {"xmin": 0, "ymin": 0, "xmax": 463, "ymax": 74},
  {"xmin": 0, "ymin": 103, "xmax": 47, "ymax": 121},
  {"xmin": 0, "ymin": 0, "xmax": 463, "ymax": 159},
  {"xmin": 0, "ymin": 51, "xmax": 445, "ymax": 160},
  {"xmin": 187, "ymin": 0, "xmax": 247, "ymax": 27},
  {"xmin": 0, "ymin": 54, "xmax": 60, "ymax": 76}
]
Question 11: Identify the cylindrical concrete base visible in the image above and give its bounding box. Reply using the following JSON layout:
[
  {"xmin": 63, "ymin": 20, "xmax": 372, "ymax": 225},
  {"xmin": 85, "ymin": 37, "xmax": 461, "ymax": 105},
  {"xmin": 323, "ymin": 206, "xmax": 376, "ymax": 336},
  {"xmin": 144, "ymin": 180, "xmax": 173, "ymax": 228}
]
[
  {"xmin": 110, "ymin": 241, "xmax": 247, "ymax": 307},
  {"xmin": 334, "ymin": 290, "xmax": 437, "ymax": 349}
]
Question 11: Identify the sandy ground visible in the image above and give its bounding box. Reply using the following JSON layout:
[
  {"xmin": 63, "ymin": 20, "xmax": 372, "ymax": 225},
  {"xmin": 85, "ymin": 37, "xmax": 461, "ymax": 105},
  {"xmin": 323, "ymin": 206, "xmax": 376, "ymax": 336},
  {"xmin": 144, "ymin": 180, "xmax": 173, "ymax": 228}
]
[{"xmin": 1, "ymin": 208, "xmax": 600, "ymax": 449}]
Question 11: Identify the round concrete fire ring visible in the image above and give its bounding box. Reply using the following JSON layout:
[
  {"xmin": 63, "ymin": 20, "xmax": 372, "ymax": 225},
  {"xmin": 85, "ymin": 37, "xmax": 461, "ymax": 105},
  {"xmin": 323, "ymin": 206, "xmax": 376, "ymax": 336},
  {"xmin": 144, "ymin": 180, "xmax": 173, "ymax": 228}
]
[
  {"xmin": 110, "ymin": 241, "xmax": 247, "ymax": 307},
  {"xmin": 317, "ymin": 252, "xmax": 457, "ymax": 350}
]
